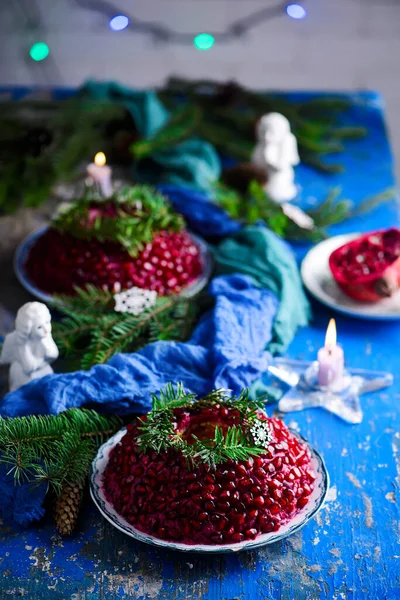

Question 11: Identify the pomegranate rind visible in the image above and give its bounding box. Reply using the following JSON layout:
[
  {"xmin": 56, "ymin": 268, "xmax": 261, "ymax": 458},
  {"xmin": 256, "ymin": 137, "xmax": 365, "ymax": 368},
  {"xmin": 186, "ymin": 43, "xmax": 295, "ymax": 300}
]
[{"xmin": 329, "ymin": 228, "xmax": 400, "ymax": 302}]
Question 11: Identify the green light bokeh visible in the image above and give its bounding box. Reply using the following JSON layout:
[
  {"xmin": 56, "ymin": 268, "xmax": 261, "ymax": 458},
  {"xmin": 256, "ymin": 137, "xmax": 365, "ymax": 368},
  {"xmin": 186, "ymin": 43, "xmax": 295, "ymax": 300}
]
[
  {"xmin": 30, "ymin": 42, "xmax": 50, "ymax": 62},
  {"xmin": 193, "ymin": 33, "xmax": 215, "ymax": 51}
]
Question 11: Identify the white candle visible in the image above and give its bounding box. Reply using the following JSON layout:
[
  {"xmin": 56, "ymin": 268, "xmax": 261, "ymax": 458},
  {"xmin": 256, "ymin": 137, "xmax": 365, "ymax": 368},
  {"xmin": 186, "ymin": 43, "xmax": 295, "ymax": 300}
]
[
  {"xmin": 87, "ymin": 152, "xmax": 113, "ymax": 198},
  {"xmin": 317, "ymin": 318, "xmax": 344, "ymax": 388}
]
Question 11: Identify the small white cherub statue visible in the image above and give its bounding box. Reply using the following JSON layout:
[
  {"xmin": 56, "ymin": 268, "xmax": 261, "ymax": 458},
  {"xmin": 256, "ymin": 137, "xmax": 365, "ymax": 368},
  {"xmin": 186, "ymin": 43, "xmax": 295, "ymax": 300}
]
[
  {"xmin": 0, "ymin": 302, "xmax": 59, "ymax": 391},
  {"xmin": 252, "ymin": 112, "xmax": 300, "ymax": 203}
]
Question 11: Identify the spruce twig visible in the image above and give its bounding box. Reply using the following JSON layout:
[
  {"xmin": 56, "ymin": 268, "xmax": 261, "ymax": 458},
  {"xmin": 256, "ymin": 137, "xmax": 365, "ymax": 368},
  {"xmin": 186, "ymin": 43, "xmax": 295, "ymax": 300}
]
[
  {"xmin": 136, "ymin": 384, "xmax": 270, "ymax": 469},
  {"xmin": 52, "ymin": 186, "xmax": 184, "ymax": 257},
  {"xmin": 53, "ymin": 288, "xmax": 197, "ymax": 370},
  {"xmin": 216, "ymin": 180, "xmax": 395, "ymax": 243},
  {"xmin": 0, "ymin": 409, "xmax": 122, "ymax": 491}
]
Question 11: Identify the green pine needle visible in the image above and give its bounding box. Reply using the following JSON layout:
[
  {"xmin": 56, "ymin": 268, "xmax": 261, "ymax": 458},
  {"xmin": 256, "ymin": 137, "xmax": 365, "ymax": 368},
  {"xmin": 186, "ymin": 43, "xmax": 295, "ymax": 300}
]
[
  {"xmin": 136, "ymin": 384, "xmax": 270, "ymax": 469},
  {"xmin": 52, "ymin": 185, "xmax": 184, "ymax": 257},
  {"xmin": 216, "ymin": 180, "xmax": 395, "ymax": 243},
  {"xmin": 0, "ymin": 409, "xmax": 122, "ymax": 492},
  {"xmin": 53, "ymin": 288, "xmax": 197, "ymax": 370}
]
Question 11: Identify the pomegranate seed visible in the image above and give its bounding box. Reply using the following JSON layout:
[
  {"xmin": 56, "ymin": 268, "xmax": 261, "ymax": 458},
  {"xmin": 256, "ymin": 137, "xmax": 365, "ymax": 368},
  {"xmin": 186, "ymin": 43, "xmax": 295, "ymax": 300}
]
[
  {"xmin": 297, "ymin": 496, "xmax": 309, "ymax": 509},
  {"xmin": 225, "ymin": 481, "xmax": 236, "ymax": 491},
  {"xmin": 188, "ymin": 482, "xmax": 202, "ymax": 492},
  {"xmin": 236, "ymin": 465, "xmax": 247, "ymax": 477},
  {"xmin": 242, "ymin": 492, "xmax": 253, "ymax": 506},
  {"xmin": 232, "ymin": 514, "xmax": 245, "ymax": 527},
  {"xmin": 239, "ymin": 478, "xmax": 253, "ymax": 490},
  {"xmin": 245, "ymin": 528, "xmax": 258, "ymax": 540},
  {"xmin": 231, "ymin": 491, "xmax": 240, "ymax": 503},
  {"xmin": 253, "ymin": 496, "xmax": 265, "ymax": 507}
]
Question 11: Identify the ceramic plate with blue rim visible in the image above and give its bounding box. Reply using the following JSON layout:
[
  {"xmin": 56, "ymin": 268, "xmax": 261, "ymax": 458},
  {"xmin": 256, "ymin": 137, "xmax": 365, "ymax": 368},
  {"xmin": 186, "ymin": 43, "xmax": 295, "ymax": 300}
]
[
  {"xmin": 90, "ymin": 427, "xmax": 329, "ymax": 554},
  {"xmin": 13, "ymin": 226, "xmax": 213, "ymax": 304},
  {"xmin": 301, "ymin": 233, "xmax": 400, "ymax": 320}
]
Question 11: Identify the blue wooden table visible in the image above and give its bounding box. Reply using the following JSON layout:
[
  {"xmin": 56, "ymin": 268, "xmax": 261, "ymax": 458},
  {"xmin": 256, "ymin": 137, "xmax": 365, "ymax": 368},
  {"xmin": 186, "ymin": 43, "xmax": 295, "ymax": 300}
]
[{"xmin": 0, "ymin": 91, "xmax": 399, "ymax": 600}]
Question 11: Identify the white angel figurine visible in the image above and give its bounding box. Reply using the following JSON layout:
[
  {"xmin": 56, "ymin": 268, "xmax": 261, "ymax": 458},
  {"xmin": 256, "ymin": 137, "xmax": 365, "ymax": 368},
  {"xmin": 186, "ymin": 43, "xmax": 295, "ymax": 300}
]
[
  {"xmin": 252, "ymin": 112, "xmax": 300, "ymax": 203},
  {"xmin": 0, "ymin": 302, "xmax": 59, "ymax": 391}
]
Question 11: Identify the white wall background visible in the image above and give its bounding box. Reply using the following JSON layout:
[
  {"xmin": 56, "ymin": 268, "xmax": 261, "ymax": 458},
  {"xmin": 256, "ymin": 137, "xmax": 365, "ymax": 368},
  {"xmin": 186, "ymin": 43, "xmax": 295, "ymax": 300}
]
[{"xmin": 1, "ymin": 0, "xmax": 399, "ymax": 178}]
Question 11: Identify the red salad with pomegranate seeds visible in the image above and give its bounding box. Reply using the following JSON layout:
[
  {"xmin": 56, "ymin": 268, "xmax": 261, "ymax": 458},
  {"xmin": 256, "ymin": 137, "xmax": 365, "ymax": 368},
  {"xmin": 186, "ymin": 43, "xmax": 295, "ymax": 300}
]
[
  {"xmin": 103, "ymin": 388, "xmax": 316, "ymax": 546},
  {"xmin": 25, "ymin": 227, "xmax": 202, "ymax": 296},
  {"xmin": 24, "ymin": 186, "xmax": 203, "ymax": 297}
]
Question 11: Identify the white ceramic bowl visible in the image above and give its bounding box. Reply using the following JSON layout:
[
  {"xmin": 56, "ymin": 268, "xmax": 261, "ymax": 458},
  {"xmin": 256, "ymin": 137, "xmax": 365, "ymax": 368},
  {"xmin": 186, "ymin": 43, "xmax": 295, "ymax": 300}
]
[{"xmin": 90, "ymin": 426, "xmax": 329, "ymax": 554}]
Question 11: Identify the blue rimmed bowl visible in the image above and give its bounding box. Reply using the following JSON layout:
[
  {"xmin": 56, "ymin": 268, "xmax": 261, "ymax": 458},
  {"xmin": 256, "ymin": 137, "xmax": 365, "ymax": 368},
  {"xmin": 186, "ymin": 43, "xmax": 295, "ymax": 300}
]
[
  {"xmin": 14, "ymin": 226, "xmax": 213, "ymax": 304},
  {"xmin": 90, "ymin": 427, "xmax": 329, "ymax": 553}
]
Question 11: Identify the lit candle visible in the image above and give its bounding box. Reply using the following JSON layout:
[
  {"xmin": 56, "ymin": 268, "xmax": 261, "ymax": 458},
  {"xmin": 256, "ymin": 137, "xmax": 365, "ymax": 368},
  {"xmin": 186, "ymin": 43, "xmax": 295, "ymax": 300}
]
[
  {"xmin": 87, "ymin": 152, "xmax": 113, "ymax": 198},
  {"xmin": 317, "ymin": 318, "xmax": 344, "ymax": 388}
]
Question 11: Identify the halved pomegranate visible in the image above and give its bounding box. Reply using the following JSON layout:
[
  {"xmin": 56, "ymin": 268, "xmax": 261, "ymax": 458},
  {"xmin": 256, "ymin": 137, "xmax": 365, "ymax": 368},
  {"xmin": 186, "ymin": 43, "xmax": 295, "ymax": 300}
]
[
  {"xmin": 102, "ymin": 404, "xmax": 315, "ymax": 546},
  {"xmin": 329, "ymin": 228, "xmax": 400, "ymax": 302}
]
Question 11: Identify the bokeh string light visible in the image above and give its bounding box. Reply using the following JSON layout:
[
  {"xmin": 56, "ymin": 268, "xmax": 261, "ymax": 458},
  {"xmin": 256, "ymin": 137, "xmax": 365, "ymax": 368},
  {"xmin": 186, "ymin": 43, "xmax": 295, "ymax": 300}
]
[
  {"xmin": 29, "ymin": 42, "xmax": 50, "ymax": 62},
  {"xmin": 109, "ymin": 14, "xmax": 129, "ymax": 31},
  {"xmin": 286, "ymin": 4, "xmax": 308, "ymax": 20},
  {"xmin": 72, "ymin": 0, "xmax": 307, "ymax": 49},
  {"xmin": 193, "ymin": 33, "xmax": 215, "ymax": 51}
]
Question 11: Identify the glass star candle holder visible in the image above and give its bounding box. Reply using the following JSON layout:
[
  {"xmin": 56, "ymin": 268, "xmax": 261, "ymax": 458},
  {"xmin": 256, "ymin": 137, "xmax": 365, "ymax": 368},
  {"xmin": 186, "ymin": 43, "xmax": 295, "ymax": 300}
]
[{"xmin": 264, "ymin": 358, "xmax": 393, "ymax": 424}]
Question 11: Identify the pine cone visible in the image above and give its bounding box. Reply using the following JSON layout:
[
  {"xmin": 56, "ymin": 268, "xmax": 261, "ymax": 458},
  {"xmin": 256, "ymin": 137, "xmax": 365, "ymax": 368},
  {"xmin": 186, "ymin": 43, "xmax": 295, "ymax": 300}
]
[{"xmin": 54, "ymin": 480, "xmax": 85, "ymax": 536}]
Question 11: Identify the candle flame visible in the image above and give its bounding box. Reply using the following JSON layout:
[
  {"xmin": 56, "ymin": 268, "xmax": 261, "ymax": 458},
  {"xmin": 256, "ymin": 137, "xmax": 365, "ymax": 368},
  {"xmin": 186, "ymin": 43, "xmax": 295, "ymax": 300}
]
[
  {"xmin": 94, "ymin": 152, "xmax": 106, "ymax": 167},
  {"xmin": 325, "ymin": 318, "xmax": 337, "ymax": 347}
]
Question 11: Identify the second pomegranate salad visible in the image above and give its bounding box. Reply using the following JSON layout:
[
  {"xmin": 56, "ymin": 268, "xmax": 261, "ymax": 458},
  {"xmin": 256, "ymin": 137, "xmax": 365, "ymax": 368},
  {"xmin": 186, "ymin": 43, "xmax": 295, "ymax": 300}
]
[{"xmin": 20, "ymin": 185, "xmax": 206, "ymax": 298}]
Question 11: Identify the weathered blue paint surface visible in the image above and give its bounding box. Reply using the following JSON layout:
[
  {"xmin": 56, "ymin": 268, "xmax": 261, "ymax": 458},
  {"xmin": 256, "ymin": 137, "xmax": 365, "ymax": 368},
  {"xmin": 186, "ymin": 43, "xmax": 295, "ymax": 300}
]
[{"xmin": 1, "ymin": 90, "xmax": 399, "ymax": 599}]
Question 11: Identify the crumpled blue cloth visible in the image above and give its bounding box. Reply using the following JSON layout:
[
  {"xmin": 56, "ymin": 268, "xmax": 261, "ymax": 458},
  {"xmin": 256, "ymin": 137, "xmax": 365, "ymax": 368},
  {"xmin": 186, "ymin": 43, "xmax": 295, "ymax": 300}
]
[
  {"xmin": 0, "ymin": 275, "xmax": 278, "ymax": 419},
  {"xmin": 83, "ymin": 81, "xmax": 221, "ymax": 193},
  {"xmin": 158, "ymin": 184, "xmax": 241, "ymax": 239},
  {"xmin": 0, "ymin": 464, "xmax": 47, "ymax": 527}
]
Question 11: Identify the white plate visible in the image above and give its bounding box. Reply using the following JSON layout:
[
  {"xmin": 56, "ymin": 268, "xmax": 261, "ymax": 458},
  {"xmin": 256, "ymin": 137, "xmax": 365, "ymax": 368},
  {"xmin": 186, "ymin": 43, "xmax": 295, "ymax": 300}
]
[
  {"xmin": 301, "ymin": 233, "xmax": 400, "ymax": 320},
  {"xmin": 90, "ymin": 427, "xmax": 329, "ymax": 554}
]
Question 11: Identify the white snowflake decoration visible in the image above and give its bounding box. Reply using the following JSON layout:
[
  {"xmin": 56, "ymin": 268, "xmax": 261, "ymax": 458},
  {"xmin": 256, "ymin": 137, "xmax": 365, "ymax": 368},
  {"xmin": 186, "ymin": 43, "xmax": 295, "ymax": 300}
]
[
  {"xmin": 250, "ymin": 420, "xmax": 273, "ymax": 447},
  {"xmin": 114, "ymin": 287, "xmax": 157, "ymax": 316}
]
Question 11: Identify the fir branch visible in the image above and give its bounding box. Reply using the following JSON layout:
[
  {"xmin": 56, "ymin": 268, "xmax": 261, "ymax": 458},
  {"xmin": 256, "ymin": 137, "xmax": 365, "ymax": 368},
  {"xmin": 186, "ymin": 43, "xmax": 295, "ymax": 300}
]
[
  {"xmin": 53, "ymin": 288, "xmax": 197, "ymax": 370},
  {"xmin": 52, "ymin": 186, "xmax": 184, "ymax": 257},
  {"xmin": 216, "ymin": 180, "xmax": 395, "ymax": 243},
  {"xmin": 346, "ymin": 188, "xmax": 396, "ymax": 219},
  {"xmin": 160, "ymin": 77, "xmax": 369, "ymax": 173},
  {"xmin": 152, "ymin": 382, "xmax": 196, "ymax": 411},
  {"xmin": 1, "ymin": 98, "xmax": 125, "ymax": 213},
  {"xmin": 131, "ymin": 104, "xmax": 201, "ymax": 159},
  {"xmin": 0, "ymin": 409, "xmax": 122, "ymax": 491},
  {"xmin": 191, "ymin": 425, "xmax": 265, "ymax": 469},
  {"xmin": 136, "ymin": 384, "xmax": 270, "ymax": 468}
]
